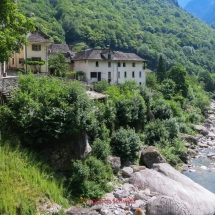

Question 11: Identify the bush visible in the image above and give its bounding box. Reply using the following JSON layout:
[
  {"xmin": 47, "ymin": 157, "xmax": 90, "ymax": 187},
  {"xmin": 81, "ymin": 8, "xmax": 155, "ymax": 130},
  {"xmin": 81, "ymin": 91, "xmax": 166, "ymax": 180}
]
[
  {"xmin": 144, "ymin": 118, "xmax": 179, "ymax": 145},
  {"xmin": 146, "ymin": 73, "xmax": 158, "ymax": 89},
  {"xmin": 91, "ymin": 138, "xmax": 111, "ymax": 162},
  {"xmin": 93, "ymin": 80, "xmax": 110, "ymax": 93},
  {"xmin": 152, "ymin": 99, "xmax": 173, "ymax": 120},
  {"xmin": 110, "ymin": 127, "xmax": 140, "ymax": 164},
  {"xmin": 68, "ymin": 156, "xmax": 113, "ymax": 199}
]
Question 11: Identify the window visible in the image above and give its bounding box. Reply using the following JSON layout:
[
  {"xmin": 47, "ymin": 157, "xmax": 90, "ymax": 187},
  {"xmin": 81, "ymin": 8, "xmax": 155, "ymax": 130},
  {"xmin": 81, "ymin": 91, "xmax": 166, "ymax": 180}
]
[
  {"xmin": 32, "ymin": 44, "xmax": 41, "ymax": 51},
  {"xmin": 95, "ymin": 61, "xmax": 99, "ymax": 67},
  {"xmin": 132, "ymin": 71, "xmax": 135, "ymax": 78},
  {"xmin": 139, "ymin": 71, "xmax": 142, "ymax": 78},
  {"xmin": 91, "ymin": 72, "xmax": 97, "ymax": 78},
  {"xmin": 139, "ymin": 82, "xmax": 142, "ymax": 85},
  {"xmin": 124, "ymin": 71, "xmax": 127, "ymax": 78},
  {"xmin": 132, "ymin": 62, "xmax": 135, "ymax": 67},
  {"xmin": 108, "ymin": 72, "xmax": 111, "ymax": 79},
  {"xmin": 32, "ymin": 57, "xmax": 41, "ymax": 61},
  {"xmin": 108, "ymin": 54, "xmax": 111, "ymax": 59},
  {"xmin": 118, "ymin": 72, "xmax": 120, "ymax": 78},
  {"xmin": 19, "ymin": 58, "xmax": 24, "ymax": 64},
  {"xmin": 118, "ymin": 62, "xmax": 121, "ymax": 67},
  {"xmin": 123, "ymin": 62, "xmax": 126, "ymax": 67},
  {"xmin": 108, "ymin": 62, "xmax": 111, "ymax": 67},
  {"xmin": 12, "ymin": 58, "xmax": 14, "ymax": 65}
]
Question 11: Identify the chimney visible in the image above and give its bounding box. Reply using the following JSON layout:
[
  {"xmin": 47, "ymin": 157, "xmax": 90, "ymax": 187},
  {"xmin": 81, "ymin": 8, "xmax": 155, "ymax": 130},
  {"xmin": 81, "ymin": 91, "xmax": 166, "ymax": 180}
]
[
  {"xmin": 69, "ymin": 45, "xmax": 73, "ymax": 51},
  {"xmin": 106, "ymin": 45, "xmax": 110, "ymax": 49}
]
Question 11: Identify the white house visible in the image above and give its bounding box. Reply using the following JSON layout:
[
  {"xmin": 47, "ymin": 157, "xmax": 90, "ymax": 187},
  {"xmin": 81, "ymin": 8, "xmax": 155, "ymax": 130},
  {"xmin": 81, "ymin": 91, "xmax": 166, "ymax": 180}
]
[
  {"xmin": 72, "ymin": 47, "xmax": 147, "ymax": 85},
  {"xmin": 9, "ymin": 29, "xmax": 52, "ymax": 73}
]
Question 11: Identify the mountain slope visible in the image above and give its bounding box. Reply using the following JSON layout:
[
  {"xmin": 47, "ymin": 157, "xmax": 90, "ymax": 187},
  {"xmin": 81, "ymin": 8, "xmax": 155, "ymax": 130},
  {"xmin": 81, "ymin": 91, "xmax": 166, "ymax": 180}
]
[
  {"xmin": 185, "ymin": 0, "xmax": 215, "ymax": 25},
  {"xmin": 18, "ymin": 0, "xmax": 215, "ymax": 73}
]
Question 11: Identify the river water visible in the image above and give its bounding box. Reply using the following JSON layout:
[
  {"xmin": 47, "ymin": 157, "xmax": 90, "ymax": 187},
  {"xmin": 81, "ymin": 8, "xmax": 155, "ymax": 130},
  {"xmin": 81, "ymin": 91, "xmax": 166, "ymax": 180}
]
[{"xmin": 184, "ymin": 147, "xmax": 215, "ymax": 194}]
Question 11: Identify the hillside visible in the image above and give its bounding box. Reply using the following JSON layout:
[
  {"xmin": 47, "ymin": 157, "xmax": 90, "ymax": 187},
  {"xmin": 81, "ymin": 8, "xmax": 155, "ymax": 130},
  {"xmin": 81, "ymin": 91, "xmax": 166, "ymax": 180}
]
[
  {"xmin": 18, "ymin": 0, "xmax": 215, "ymax": 73},
  {"xmin": 185, "ymin": 0, "xmax": 215, "ymax": 25}
]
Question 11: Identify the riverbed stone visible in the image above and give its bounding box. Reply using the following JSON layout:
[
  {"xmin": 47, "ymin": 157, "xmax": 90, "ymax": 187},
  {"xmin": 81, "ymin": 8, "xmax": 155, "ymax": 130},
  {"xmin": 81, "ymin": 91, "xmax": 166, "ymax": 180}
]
[
  {"xmin": 130, "ymin": 165, "xmax": 146, "ymax": 172},
  {"xmin": 140, "ymin": 146, "xmax": 166, "ymax": 168},
  {"xmin": 108, "ymin": 156, "xmax": 121, "ymax": 174},
  {"xmin": 122, "ymin": 167, "xmax": 133, "ymax": 177}
]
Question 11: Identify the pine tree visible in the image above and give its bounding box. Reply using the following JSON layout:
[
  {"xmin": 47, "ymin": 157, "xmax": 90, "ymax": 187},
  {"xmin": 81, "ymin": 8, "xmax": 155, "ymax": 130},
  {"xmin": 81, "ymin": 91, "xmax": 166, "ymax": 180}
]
[{"xmin": 157, "ymin": 55, "xmax": 166, "ymax": 83}]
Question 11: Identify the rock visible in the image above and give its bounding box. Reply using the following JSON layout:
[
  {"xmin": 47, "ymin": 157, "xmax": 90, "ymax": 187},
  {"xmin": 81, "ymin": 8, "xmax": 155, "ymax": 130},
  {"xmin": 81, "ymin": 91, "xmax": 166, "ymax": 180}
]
[
  {"xmin": 189, "ymin": 169, "xmax": 196, "ymax": 172},
  {"xmin": 130, "ymin": 163, "xmax": 215, "ymax": 214},
  {"xmin": 207, "ymin": 141, "xmax": 215, "ymax": 146},
  {"xmin": 146, "ymin": 196, "xmax": 192, "ymax": 215},
  {"xmin": 140, "ymin": 146, "xmax": 166, "ymax": 168},
  {"xmin": 122, "ymin": 167, "xmax": 133, "ymax": 177},
  {"xmin": 198, "ymin": 143, "xmax": 208, "ymax": 148},
  {"xmin": 131, "ymin": 200, "xmax": 146, "ymax": 210},
  {"xmin": 184, "ymin": 142, "xmax": 191, "ymax": 148},
  {"xmin": 200, "ymin": 165, "xmax": 208, "ymax": 170},
  {"xmin": 65, "ymin": 206, "xmax": 99, "ymax": 215},
  {"xmin": 74, "ymin": 132, "xmax": 92, "ymax": 160},
  {"xmin": 187, "ymin": 148, "xmax": 197, "ymax": 157},
  {"xmin": 113, "ymin": 190, "xmax": 130, "ymax": 198},
  {"xmin": 122, "ymin": 183, "xmax": 137, "ymax": 192},
  {"xmin": 194, "ymin": 125, "xmax": 209, "ymax": 136},
  {"xmin": 100, "ymin": 208, "xmax": 113, "ymax": 215},
  {"xmin": 108, "ymin": 156, "xmax": 121, "ymax": 174},
  {"xmin": 134, "ymin": 191, "xmax": 149, "ymax": 201},
  {"xmin": 180, "ymin": 133, "xmax": 201, "ymax": 145},
  {"xmin": 208, "ymin": 132, "xmax": 215, "ymax": 139},
  {"xmin": 130, "ymin": 165, "xmax": 146, "ymax": 172},
  {"xmin": 208, "ymin": 152, "xmax": 215, "ymax": 157},
  {"xmin": 38, "ymin": 201, "xmax": 61, "ymax": 213}
]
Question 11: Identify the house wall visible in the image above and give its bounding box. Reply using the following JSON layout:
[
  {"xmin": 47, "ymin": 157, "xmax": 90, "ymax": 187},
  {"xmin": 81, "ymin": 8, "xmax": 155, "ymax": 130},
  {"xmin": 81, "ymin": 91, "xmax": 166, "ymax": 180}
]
[
  {"xmin": 9, "ymin": 47, "xmax": 25, "ymax": 70},
  {"xmin": 74, "ymin": 60, "xmax": 146, "ymax": 85},
  {"xmin": 9, "ymin": 42, "xmax": 50, "ymax": 73},
  {"xmin": 26, "ymin": 43, "xmax": 49, "ymax": 73}
]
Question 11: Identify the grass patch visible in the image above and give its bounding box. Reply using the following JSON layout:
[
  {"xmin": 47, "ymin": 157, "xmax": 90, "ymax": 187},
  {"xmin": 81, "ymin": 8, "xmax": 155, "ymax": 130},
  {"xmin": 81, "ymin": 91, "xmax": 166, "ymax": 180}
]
[{"xmin": 0, "ymin": 141, "xmax": 68, "ymax": 214}]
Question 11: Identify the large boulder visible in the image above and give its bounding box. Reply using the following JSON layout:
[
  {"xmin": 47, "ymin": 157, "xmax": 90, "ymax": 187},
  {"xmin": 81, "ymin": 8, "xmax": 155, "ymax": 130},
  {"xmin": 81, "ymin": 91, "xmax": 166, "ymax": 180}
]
[
  {"xmin": 140, "ymin": 146, "xmax": 166, "ymax": 168},
  {"xmin": 107, "ymin": 156, "xmax": 121, "ymax": 174},
  {"xmin": 129, "ymin": 163, "xmax": 215, "ymax": 214},
  {"xmin": 180, "ymin": 133, "xmax": 201, "ymax": 145}
]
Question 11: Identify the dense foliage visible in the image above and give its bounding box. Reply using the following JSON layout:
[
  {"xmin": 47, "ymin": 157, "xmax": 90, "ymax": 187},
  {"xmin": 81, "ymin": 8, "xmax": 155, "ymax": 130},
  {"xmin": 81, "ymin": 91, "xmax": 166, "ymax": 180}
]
[
  {"xmin": 0, "ymin": 0, "xmax": 34, "ymax": 62},
  {"xmin": 18, "ymin": 0, "xmax": 215, "ymax": 75}
]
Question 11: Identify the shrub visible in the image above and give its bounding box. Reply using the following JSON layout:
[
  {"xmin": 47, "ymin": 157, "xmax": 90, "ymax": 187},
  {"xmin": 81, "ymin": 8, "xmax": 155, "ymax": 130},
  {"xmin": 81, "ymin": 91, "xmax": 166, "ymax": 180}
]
[
  {"xmin": 144, "ymin": 118, "xmax": 179, "ymax": 145},
  {"xmin": 152, "ymin": 99, "xmax": 173, "ymax": 120},
  {"xmin": 93, "ymin": 80, "xmax": 110, "ymax": 93},
  {"xmin": 110, "ymin": 127, "xmax": 140, "ymax": 164},
  {"xmin": 91, "ymin": 138, "xmax": 111, "ymax": 162},
  {"xmin": 68, "ymin": 156, "xmax": 113, "ymax": 199}
]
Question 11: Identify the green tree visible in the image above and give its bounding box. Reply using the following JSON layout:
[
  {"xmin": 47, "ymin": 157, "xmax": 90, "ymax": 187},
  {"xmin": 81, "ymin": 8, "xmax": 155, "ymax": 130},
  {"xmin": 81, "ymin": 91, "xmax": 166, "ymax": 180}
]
[
  {"xmin": 156, "ymin": 55, "xmax": 166, "ymax": 83},
  {"xmin": 160, "ymin": 79, "xmax": 176, "ymax": 99},
  {"xmin": 0, "ymin": 0, "xmax": 34, "ymax": 62},
  {"xmin": 48, "ymin": 52, "xmax": 68, "ymax": 77},
  {"xmin": 167, "ymin": 66, "xmax": 189, "ymax": 97},
  {"xmin": 198, "ymin": 70, "xmax": 215, "ymax": 92}
]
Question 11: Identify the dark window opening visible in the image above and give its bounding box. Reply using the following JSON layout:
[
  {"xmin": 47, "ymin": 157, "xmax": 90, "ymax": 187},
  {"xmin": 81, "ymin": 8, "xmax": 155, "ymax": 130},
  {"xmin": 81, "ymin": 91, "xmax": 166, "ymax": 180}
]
[
  {"xmin": 108, "ymin": 62, "xmax": 111, "ymax": 67},
  {"xmin": 132, "ymin": 71, "xmax": 135, "ymax": 78},
  {"xmin": 118, "ymin": 62, "xmax": 121, "ymax": 67},
  {"xmin": 123, "ymin": 62, "xmax": 126, "ymax": 67},
  {"xmin": 91, "ymin": 72, "xmax": 97, "ymax": 78},
  {"xmin": 32, "ymin": 44, "xmax": 41, "ymax": 51},
  {"xmin": 96, "ymin": 61, "xmax": 99, "ymax": 67},
  {"xmin": 132, "ymin": 62, "xmax": 135, "ymax": 67},
  {"xmin": 124, "ymin": 71, "xmax": 127, "ymax": 78}
]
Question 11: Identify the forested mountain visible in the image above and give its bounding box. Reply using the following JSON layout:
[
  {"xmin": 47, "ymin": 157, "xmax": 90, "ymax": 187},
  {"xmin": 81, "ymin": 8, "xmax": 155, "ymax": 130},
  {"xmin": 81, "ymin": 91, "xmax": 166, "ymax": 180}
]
[
  {"xmin": 177, "ymin": 0, "xmax": 191, "ymax": 7},
  {"xmin": 18, "ymin": 0, "xmax": 215, "ymax": 73},
  {"xmin": 185, "ymin": 0, "xmax": 215, "ymax": 25}
]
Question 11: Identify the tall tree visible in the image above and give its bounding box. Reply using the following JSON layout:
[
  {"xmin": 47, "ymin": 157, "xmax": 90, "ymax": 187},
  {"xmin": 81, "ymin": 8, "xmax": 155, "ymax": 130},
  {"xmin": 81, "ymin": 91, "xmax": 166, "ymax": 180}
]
[
  {"xmin": 157, "ymin": 55, "xmax": 166, "ymax": 83},
  {"xmin": 0, "ymin": 0, "xmax": 34, "ymax": 62}
]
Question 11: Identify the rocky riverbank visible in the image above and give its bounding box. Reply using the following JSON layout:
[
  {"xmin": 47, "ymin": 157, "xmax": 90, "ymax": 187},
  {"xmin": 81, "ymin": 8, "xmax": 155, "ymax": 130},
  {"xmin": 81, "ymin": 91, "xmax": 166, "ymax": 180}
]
[{"xmin": 52, "ymin": 101, "xmax": 215, "ymax": 215}]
